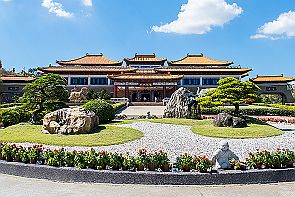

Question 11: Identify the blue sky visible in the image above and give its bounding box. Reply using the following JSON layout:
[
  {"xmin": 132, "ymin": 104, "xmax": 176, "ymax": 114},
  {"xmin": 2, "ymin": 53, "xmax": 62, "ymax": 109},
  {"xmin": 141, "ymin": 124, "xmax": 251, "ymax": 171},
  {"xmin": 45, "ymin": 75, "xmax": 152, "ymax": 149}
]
[{"xmin": 0, "ymin": 0, "xmax": 295, "ymax": 78}]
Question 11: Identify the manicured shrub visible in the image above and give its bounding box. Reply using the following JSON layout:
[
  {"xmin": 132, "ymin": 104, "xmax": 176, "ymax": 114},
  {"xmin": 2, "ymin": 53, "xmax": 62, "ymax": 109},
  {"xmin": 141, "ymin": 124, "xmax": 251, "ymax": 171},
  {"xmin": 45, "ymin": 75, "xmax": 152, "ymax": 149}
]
[
  {"xmin": 83, "ymin": 99, "xmax": 114, "ymax": 124},
  {"xmin": 112, "ymin": 102, "xmax": 127, "ymax": 113},
  {"xmin": 0, "ymin": 107, "xmax": 31, "ymax": 127}
]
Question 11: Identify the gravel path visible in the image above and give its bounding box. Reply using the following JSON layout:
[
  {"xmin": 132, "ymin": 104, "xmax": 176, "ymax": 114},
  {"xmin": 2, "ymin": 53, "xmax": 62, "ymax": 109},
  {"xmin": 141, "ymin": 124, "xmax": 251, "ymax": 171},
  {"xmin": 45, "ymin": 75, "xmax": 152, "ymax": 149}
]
[{"xmin": 14, "ymin": 122, "xmax": 295, "ymax": 161}]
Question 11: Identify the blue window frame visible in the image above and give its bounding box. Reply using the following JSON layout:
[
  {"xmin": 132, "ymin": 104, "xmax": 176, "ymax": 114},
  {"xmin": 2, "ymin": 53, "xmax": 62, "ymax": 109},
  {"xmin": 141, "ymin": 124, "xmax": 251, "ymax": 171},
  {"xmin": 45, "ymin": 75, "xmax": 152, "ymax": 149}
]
[
  {"xmin": 90, "ymin": 78, "xmax": 108, "ymax": 85},
  {"xmin": 70, "ymin": 77, "xmax": 88, "ymax": 85},
  {"xmin": 202, "ymin": 78, "xmax": 219, "ymax": 85},
  {"xmin": 182, "ymin": 78, "xmax": 200, "ymax": 85}
]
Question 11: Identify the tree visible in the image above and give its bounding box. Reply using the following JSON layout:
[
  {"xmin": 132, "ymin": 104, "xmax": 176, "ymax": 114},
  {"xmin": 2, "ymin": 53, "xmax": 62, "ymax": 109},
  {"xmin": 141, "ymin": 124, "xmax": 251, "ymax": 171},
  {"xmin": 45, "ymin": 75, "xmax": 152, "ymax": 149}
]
[
  {"xmin": 21, "ymin": 73, "xmax": 69, "ymax": 122},
  {"xmin": 99, "ymin": 89, "xmax": 110, "ymax": 100},
  {"xmin": 197, "ymin": 77, "xmax": 260, "ymax": 115}
]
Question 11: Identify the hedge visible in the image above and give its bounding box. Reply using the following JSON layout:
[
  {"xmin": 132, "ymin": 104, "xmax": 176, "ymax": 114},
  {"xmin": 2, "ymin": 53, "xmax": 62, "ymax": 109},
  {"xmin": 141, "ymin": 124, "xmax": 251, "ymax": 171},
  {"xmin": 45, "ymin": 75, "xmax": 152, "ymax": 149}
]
[
  {"xmin": 253, "ymin": 103, "xmax": 295, "ymax": 110},
  {"xmin": 112, "ymin": 102, "xmax": 127, "ymax": 113},
  {"xmin": 201, "ymin": 107, "xmax": 295, "ymax": 117},
  {"xmin": 0, "ymin": 107, "xmax": 31, "ymax": 127}
]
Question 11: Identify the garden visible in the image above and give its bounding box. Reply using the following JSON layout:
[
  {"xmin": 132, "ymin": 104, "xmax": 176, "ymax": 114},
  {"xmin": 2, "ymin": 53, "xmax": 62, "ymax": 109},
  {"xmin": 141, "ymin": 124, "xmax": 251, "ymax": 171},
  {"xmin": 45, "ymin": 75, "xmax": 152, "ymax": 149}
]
[{"xmin": 0, "ymin": 74, "xmax": 294, "ymax": 184}]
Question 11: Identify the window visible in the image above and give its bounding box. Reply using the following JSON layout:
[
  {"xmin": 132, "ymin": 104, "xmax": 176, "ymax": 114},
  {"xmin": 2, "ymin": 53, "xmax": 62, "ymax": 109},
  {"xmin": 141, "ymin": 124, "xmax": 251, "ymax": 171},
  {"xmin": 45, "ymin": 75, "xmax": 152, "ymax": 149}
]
[
  {"xmin": 70, "ymin": 77, "xmax": 88, "ymax": 85},
  {"xmin": 202, "ymin": 78, "xmax": 219, "ymax": 85},
  {"xmin": 182, "ymin": 78, "xmax": 200, "ymax": 85},
  {"xmin": 90, "ymin": 78, "xmax": 108, "ymax": 85},
  {"xmin": 8, "ymin": 87, "xmax": 20, "ymax": 91}
]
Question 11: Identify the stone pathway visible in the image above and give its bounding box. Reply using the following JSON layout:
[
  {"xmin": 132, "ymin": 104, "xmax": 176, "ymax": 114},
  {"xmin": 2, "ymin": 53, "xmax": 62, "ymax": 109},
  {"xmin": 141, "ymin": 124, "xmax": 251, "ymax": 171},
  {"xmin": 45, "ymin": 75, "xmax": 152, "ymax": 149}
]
[{"xmin": 16, "ymin": 122, "xmax": 295, "ymax": 161}]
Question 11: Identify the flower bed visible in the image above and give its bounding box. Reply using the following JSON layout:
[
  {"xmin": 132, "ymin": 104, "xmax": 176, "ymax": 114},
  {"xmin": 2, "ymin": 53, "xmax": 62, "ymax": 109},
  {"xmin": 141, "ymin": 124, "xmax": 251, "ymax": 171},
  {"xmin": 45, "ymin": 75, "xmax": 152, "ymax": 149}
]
[
  {"xmin": 0, "ymin": 143, "xmax": 294, "ymax": 173},
  {"xmin": 257, "ymin": 116, "xmax": 295, "ymax": 124}
]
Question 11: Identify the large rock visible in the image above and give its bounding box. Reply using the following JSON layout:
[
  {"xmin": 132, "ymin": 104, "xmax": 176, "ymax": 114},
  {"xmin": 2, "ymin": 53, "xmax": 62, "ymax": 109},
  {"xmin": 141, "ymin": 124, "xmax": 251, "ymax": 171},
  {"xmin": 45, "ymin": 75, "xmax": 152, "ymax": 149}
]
[
  {"xmin": 164, "ymin": 87, "xmax": 197, "ymax": 118},
  {"xmin": 232, "ymin": 117, "xmax": 247, "ymax": 128},
  {"xmin": 213, "ymin": 113, "xmax": 247, "ymax": 128},
  {"xmin": 42, "ymin": 108, "xmax": 98, "ymax": 135}
]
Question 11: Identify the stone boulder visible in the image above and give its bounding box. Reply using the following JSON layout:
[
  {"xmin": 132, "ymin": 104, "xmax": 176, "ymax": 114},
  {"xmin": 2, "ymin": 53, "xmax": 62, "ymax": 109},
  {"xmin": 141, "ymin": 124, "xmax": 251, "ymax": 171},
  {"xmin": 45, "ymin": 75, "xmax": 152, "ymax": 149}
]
[
  {"xmin": 164, "ymin": 87, "xmax": 196, "ymax": 118},
  {"xmin": 213, "ymin": 113, "xmax": 247, "ymax": 128},
  {"xmin": 232, "ymin": 117, "xmax": 247, "ymax": 128},
  {"xmin": 42, "ymin": 108, "xmax": 98, "ymax": 135}
]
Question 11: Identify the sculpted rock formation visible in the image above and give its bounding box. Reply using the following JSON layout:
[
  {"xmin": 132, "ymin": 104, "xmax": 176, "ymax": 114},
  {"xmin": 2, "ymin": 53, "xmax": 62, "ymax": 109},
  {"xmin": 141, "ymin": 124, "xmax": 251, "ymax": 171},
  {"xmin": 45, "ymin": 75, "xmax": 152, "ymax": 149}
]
[
  {"xmin": 42, "ymin": 108, "xmax": 98, "ymax": 135},
  {"xmin": 164, "ymin": 87, "xmax": 199, "ymax": 119},
  {"xmin": 69, "ymin": 87, "xmax": 89, "ymax": 102},
  {"xmin": 213, "ymin": 113, "xmax": 247, "ymax": 128}
]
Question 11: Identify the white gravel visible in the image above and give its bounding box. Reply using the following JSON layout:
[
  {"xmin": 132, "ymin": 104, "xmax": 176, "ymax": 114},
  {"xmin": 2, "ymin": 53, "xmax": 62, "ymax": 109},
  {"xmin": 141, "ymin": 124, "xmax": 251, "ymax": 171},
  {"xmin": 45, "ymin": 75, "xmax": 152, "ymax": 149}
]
[{"xmin": 14, "ymin": 121, "xmax": 295, "ymax": 161}]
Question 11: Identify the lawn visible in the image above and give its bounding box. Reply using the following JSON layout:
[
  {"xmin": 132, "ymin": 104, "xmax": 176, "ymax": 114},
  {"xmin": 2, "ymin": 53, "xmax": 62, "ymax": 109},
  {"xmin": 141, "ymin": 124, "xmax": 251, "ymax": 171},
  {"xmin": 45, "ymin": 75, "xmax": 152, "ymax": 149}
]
[
  {"xmin": 0, "ymin": 124, "xmax": 143, "ymax": 146},
  {"xmin": 115, "ymin": 118, "xmax": 283, "ymax": 139}
]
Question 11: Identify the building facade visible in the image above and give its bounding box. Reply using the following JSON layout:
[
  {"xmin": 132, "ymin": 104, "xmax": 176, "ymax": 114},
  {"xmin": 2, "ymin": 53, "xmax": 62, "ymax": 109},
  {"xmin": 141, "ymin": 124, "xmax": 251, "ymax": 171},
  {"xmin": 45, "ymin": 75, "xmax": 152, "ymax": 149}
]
[
  {"xmin": 251, "ymin": 75, "xmax": 295, "ymax": 104},
  {"xmin": 39, "ymin": 53, "xmax": 251, "ymax": 102},
  {"xmin": 0, "ymin": 75, "xmax": 35, "ymax": 103}
]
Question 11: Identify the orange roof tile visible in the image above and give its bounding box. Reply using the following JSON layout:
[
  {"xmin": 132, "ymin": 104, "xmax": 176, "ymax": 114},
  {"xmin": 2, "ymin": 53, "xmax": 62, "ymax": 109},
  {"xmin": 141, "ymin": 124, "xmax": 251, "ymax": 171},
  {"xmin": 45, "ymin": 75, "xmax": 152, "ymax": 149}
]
[
  {"xmin": 155, "ymin": 68, "xmax": 252, "ymax": 73},
  {"xmin": 168, "ymin": 54, "xmax": 233, "ymax": 66},
  {"xmin": 57, "ymin": 53, "xmax": 122, "ymax": 66},
  {"xmin": 124, "ymin": 54, "xmax": 166, "ymax": 63},
  {"xmin": 107, "ymin": 74, "xmax": 183, "ymax": 81},
  {"xmin": 38, "ymin": 66, "xmax": 136, "ymax": 73},
  {"xmin": 251, "ymin": 75, "xmax": 295, "ymax": 83},
  {"xmin": 1, "ymin": 75, "xmax": 35, "ymax": 81}
]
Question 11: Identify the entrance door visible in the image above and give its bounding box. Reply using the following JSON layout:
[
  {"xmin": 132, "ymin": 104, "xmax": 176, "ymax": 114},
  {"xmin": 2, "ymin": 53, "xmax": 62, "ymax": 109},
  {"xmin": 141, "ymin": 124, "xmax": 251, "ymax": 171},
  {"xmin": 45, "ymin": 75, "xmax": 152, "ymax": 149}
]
[{"xmin": 141, "ymin": 93, "xmax": 151, "ymax": 102}]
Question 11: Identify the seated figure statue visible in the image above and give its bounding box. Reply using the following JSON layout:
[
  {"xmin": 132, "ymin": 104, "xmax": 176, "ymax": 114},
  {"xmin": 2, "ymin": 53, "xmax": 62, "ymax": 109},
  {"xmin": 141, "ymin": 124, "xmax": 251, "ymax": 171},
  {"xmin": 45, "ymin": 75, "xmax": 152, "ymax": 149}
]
[{"xmin": 211, "ymin": 140, "xmax": 239, "ymax": 169}]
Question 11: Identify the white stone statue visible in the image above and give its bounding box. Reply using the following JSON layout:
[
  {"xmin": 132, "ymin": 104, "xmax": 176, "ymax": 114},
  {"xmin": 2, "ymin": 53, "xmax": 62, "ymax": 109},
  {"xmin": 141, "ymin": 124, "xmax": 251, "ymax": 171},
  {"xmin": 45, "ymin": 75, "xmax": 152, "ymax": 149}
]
[{"xmin": 211, "ymin": 140, "xmax": 239, "ymax": 169}]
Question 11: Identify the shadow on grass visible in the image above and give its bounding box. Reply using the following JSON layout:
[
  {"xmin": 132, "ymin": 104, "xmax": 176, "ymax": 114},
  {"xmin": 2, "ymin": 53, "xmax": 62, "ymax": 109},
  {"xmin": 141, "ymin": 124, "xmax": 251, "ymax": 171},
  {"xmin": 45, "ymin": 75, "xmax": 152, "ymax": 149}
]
[
  {"xmin": 88, "ymin": 126, "xmax": 107, "ymax": 134},
  {"xmin": 246, "ymin": 116, "xmax": 269, "ymax": 125}
]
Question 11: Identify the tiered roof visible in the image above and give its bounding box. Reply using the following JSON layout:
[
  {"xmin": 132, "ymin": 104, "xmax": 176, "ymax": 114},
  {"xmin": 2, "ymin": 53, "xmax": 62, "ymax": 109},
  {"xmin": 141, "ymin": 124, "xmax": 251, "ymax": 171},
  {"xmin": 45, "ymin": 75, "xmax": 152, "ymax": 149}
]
[
  {"xmin": 57, "ymin": 53, "xmax": 122, "ymax": 66},
  {"xmin": 168, "ymin": 54, "xmax": 233, "ymax": 67},
  {"xmin": 39, "ymin": 66, "xmax": 136, "ymax": 74},
  {"xmin": 124, "ymin": 54, "xmax": 166, "ymax": 66},
  {"xmin": 107, "ymin": 73, "xmax": 183, "ymax": 81},
  {"xmin": 155, "ymin": 67, "xmax": 252, "ymax": 75},
  {"xmin": 0, "ymin": 75, "xmax": 35, "ymax": 82},
  {"xmin": 251, "ymin": 75, "xmax": 295, "ymax": 83}
]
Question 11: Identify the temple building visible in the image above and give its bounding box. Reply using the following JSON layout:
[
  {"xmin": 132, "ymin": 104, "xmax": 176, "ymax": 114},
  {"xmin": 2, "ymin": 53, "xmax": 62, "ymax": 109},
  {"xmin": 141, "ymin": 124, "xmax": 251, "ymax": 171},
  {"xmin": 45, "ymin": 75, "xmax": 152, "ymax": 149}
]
[
  {"xmin": 0, "ymin": 75, "xmax": 35, "ymax": 103},
  {"xmin": 251, "ymin": 75, "xmax": 295, "ymax": 104},
  {"xmin": 39, "ymin": 53, "xmax": 252, "ymax": 102}
]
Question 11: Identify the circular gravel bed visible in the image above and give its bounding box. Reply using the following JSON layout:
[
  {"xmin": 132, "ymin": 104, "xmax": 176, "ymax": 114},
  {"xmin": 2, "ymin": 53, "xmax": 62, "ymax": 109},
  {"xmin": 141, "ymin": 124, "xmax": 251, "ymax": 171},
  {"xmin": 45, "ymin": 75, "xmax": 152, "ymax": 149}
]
[{"xmin": 13, "ymin": 121, "xmax": 295, "ymax": 161}]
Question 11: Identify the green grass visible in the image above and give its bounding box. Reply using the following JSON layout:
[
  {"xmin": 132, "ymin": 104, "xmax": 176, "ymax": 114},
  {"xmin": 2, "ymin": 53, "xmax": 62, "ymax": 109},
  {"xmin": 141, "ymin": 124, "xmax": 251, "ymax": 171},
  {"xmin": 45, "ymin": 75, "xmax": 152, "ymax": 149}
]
[
  {"xmin": 149, "ymin": 119, "xmax": 283, "ymax": 138},
  {"xmin": 115, "ymin": 118, "xmax": 283, "ymax": 139},
  {"xmin": 0, "ymin": 124, "xmax": 144, "ymax": 146}
]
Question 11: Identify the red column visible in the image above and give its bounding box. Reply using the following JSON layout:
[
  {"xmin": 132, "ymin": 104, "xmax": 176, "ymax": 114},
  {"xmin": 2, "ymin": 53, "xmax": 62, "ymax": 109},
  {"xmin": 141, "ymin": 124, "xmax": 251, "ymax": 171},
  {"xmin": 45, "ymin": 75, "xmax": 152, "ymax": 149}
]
[
  {"xmin": 163, "ymin": 85, "xmax": 166, "ymax": 98},
  {"xmin": 114, "ymin": 85, "xmax": 118, "ymax": 98},
  {"xmin": 125, "ymin": 86, "xmax": 129, "ymax": 98}
]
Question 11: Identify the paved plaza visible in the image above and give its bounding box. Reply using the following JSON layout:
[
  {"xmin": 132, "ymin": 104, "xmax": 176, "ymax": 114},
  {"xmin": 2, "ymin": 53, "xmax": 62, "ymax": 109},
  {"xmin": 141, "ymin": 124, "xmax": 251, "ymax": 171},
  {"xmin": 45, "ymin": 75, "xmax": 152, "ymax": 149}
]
[
  {"xmin": 118, "ymin": 106, "xmax": 165, "ymax": 116},
  {"xmin": 0, "ymin": 173, "xmax": 294, "ymax": 197}
]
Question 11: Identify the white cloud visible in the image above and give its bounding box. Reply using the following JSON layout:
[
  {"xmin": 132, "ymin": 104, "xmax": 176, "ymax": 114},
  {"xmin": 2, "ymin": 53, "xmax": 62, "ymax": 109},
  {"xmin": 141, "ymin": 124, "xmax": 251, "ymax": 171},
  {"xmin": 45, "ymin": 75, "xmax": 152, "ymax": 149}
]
[
  {"xmin": 42, "ymin": 0, "xmax": 73, "ymax": 18},
  {"xmin": 151, "ymin": 0, "xmax": 243, "ymax": 35},
  {"xmin": 82, "ymin": 0, "xmax": 92, "ymax": 7},
  {"xmin": 251, "ymin": 11, "xmax": 295, "ymax": 40}
]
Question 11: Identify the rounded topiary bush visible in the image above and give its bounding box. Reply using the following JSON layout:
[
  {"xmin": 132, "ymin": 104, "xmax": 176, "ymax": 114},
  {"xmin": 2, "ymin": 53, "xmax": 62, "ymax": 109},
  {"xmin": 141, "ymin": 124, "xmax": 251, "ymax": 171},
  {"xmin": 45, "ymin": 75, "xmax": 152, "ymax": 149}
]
[{"xmin": 83, "ymin": 100, "xmax": 114, "ymax": 124}]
